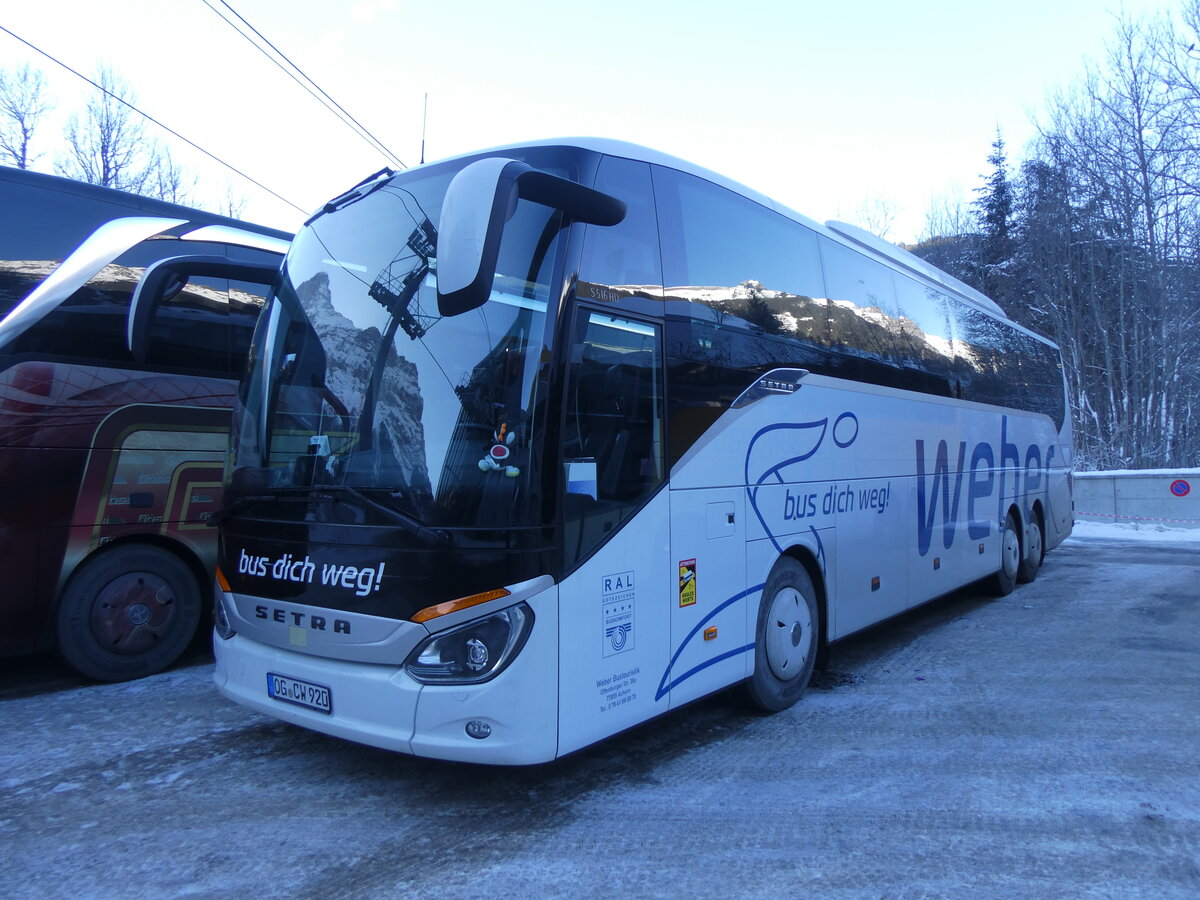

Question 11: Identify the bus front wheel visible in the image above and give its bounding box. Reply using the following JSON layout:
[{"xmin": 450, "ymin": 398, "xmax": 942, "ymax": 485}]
[
  {"xmin": 745, "ymin": 557, "xmax": 819, "ymax": 713},
  {"xmin": 56, "ymin": 545, "xmax": 202, "ymax": 682}
]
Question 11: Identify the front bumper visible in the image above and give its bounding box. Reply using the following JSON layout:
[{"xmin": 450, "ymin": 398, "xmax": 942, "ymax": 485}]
[{"xmin": 212, "ymin": 583, "xmax": 560, "ymax": 764}]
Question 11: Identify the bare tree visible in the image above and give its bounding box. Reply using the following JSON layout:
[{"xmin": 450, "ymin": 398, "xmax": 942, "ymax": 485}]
[
  {"xmin": 850, "ymin": 193, "xmax": 899, "ymax": 239},
  {"xmin": 56, "ymin": 65, "xmax": 191, "ymax": 203},
  {"xmin": 219, "ymin": 181, "xmax": 248, "ymax": 218},
  {"xmin": 915, "ymin": 194, "xmax": 981, "ymax": 288},
  {"xmin": 0, "ymin": 64, "xmax": 52, "ymax": 169},
  {"xmin": 914, "ymin": 7, "xmax": 1200, "ymax": 469},
  {"xmin": 57, "ymin": 66, "xmax": 149, "ymax": 191},
  {"xmin": 1026, "ymin": 10, "xmax": 1200, "ymax": 468},
  {"xmin": 146, "ymin": 147, "xmax": 196, "ymax": 205}
]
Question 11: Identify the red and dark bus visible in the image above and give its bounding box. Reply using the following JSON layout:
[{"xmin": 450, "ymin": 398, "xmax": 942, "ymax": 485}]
[{"xmin": 0, "ymin": 165, "xmax": 290, "ymax": 680}]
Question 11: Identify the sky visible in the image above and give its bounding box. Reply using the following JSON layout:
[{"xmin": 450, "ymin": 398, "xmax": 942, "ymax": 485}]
[{"xmin": 0, "ymin": 0, "xmax": 1183, "ymax": 243}]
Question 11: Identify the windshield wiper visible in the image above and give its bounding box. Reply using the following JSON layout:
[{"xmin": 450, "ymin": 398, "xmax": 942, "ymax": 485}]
[
  {"xmin": 304, "ymin": 167, "xmax": 396, "ymax": 226},
  {"xmin": 309, "ymin": 484, "xmax": 450, "ymax": 547},
  {"xmin": 208, "ymin": 494, "xmax": 278, "ymax": 527},
  {"xmin": 211, "ymin": 485, "xmax": 448, "ymax": 547}
]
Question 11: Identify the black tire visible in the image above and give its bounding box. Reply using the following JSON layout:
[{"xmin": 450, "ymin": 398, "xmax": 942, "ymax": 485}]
[
  {"xmin": 745, "ymin": 557, "xmax": 819, "ymax": 713},
  {"xmin": 992, "ymin": 511, "xmax": 1021, "ymax": 596},
  {"xmin": 56, "ymin": 545, "xmax": 202, "ymax": 682},
  {"xmin": 1017, "ymin": 511, "xmax": 1044, "ymax": 584}
]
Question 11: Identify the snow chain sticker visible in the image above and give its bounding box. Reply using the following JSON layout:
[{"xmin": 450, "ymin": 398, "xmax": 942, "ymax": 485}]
[{"xmin": 678, "ymin": 558, "xmax": 697, "ymax": 607}]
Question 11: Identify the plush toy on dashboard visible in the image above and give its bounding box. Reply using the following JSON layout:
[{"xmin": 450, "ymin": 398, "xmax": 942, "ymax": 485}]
[{"xmin": 479, "ymin": 421, "xmax": 520, "ymax": 478}]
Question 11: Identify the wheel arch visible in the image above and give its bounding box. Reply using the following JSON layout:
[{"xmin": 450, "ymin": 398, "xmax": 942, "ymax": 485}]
[
  {"xmin": 1030, "ymin": 497, "xmax": 1046, "ymax": 534},
  {"xmin": 1006, "ymin": 501, "xmax": 1026, "ymax": 550},
  {"xmin": 779, "ymin": 543, "xmax": 830, "ymax": 670},
  {"xmin": 60, "ymin": 533, "xmax": 211, "ymax": 606}
]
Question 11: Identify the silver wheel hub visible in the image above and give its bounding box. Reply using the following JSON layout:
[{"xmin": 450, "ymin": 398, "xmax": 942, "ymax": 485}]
[
  {"xmin": 127, "ymin": 602, "xmax": 152, "ymax": 626},
  {"xmin": 765, "ymin": 586, "xmax": 813, "ymax": 681},
  {"xmin": 1028, "ymin": 522, "xmax": 1043, "ymax": 564},
  {"xmin": 1002, "ymin": 525, "xmax": 1020, "ymax": 578}
]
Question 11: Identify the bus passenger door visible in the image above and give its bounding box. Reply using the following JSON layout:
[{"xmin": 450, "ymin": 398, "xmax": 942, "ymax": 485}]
[
  {"xmin": 666, "ymin": 488, "xmax": 748, "ymax": 709},
  {"xmin": 556, "ymin": 308, "xmax": 674, "ymax": 756}
]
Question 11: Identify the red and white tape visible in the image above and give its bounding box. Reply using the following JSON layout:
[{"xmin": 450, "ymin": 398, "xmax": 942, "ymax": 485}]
[{"xmin": 1076, "ymin": 511, "xmax": 1200, "ymax": 526}]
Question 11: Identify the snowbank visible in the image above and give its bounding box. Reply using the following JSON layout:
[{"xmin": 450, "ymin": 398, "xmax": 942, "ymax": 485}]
[{"xmin": 1066, "ymin": 519, "xmax": 1200, "ymax": 543}]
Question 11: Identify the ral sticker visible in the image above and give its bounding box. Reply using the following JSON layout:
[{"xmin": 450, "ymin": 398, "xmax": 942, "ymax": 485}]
[
  {"xmin": 678, "ymin": 559, "xmax": 697, "ymax": 607},
  {"xmin": 1170, "ymin": 480, "xmax": 1191, "ymax": 497},
  {"xmin": 602, "ymin": 571, "xmax": 635, "ymax": 657}
]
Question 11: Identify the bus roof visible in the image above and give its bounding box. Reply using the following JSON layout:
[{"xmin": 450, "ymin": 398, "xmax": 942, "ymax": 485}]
[
  {"xmin": 421, "ymin": 137, "xmax": 1007, "ymax": 320},
  {"xmin": 0, "ymin": 165, "xmax": 292, "ymax": 244}
]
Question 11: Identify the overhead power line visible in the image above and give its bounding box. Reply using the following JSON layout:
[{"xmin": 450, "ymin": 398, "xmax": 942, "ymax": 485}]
[
  {"xmin": 0, "ymin": 23, "xmax": 307, "ymax": 216},
  {"xmin": 203, "ymin": 0, "xmax": 407, "ymax": 170}
]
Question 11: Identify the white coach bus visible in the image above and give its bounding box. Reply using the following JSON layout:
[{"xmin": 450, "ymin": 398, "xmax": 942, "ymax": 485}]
[{"xmin": 204, "ymin": 139, "xmax": 1073, "ymax": 764}]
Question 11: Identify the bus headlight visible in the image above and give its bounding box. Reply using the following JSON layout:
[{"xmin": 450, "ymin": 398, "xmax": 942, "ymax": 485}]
[
  {"xmin": 214, "ymin": 568, "xmax": 237, "ymax": 640},
  {"xmin": 405, "ymin": 604, "xmax": 533, "ymax": 684}
]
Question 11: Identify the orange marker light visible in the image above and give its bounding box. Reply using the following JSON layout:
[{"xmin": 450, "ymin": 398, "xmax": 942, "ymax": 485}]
[
  {"xmin": 703, "ymin": 626, "xmax": 718, "ymax": 641},
  {"xmin": 412, "ymin": 588, "xmax": 512, "ymax": 624},
  {"xmin": 215, "ymin": 565, "xmax": 231, "ymax": 593}
]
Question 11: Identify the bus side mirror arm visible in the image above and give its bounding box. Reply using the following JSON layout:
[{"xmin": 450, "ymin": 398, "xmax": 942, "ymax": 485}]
[
  {"xmin": 436, "ymin": 157, "xmax": 626, "ymax": 318},
  {"xmin": 128, "ymin": 255, "xmax": 282, "ymax": 363}
]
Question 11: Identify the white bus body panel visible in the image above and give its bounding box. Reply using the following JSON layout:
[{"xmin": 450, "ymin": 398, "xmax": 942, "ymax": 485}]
[
  {"xmin": 670, "ymin": 376, "xmax": 1066, "ymax": 646},
  {"xmin": 556, "ymin": 490, "xmax": 672, "ymax": 758},
  {"xmin": 666, "ymin": 486, "xmax": 750, "ymax": 709}
]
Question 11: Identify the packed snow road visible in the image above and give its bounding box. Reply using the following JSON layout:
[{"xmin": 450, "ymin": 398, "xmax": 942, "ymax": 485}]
[{"xmin": 2, "ymin": 532, "xmax": 1198, "ymax": 899}]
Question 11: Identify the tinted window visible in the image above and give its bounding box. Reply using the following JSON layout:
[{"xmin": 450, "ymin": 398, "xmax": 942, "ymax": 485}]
[
  {"xmin": 951, "ymin": 301, "xmax": 1009, "ymax": 409},
  {"xmin": 652, "ymin": 167, "xmax": 832, "ymax": 466},
  {"xmin": 946, "ymin": 298, "xmax": 1065, "ymax": 428},
  {"xmin": 819, "ymin": 236, "xmax": 903, "ymax": 381},
  {"xmin": 579, "ymin": 156, "xmax": 663, "ymax": 308},
  {"xmin": 654, "ymin": 165, "xmax": 824, "ymax": 331},
  {"xmin": 561, "ymin": 309, "xmax": 665, "ymax": 570},
  {"xmin": 0, "ymin": 177, "xmax": 132, "ymax": 320},
  {"xmin": 891, "ymin": 278, "xmax": 956, "ymax": 396}
]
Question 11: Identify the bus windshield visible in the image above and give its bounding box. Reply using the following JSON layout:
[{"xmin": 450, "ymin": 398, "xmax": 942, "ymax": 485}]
[{"xmin": 231, "ymin": 164, "xmax": 566, "ymax": 529}]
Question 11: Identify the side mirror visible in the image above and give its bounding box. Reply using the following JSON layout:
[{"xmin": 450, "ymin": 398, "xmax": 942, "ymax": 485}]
[
  {"xmin": 128, "ymin": 254, "xmax": 282, "ymax": 363},
  {"xmin": 436, "ymin": 157, "xmax": 626, "ymax": 318}
]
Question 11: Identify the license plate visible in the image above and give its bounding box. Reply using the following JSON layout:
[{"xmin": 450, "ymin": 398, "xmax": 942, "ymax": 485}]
[{"xmin": 266, "ymin": 672, "xmax": 332, "ymax": 714}]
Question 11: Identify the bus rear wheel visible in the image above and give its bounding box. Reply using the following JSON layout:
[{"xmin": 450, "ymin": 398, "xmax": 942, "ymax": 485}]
[
  {"xmin": 56, "ymin": 545, "xmax": 202, "ymax": 682},
  {"xmin": 745, "ymin": 557, "xmax": 819, "ymax": 713},
  {"xmin": 992, "ymin": 512, "xmax": 1021, "ymax": 596},
  {"xmin": 1017, "ymin": 512, "xmax": 1044, "ymax": 584}
]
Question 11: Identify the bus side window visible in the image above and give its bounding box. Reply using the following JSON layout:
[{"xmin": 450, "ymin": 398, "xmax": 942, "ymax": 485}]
[
  {"xmin": 578, "ymin": 156, "xmax": 663, "ymax": 303},
  {"xmin": 562, "ymin": 310, "xmax": 665, "ymax": 571},
  {"xmin": 818, "ymin": 235, "xmax": 903, "ymax": 384},
  {"xmin": 891, "ymin": 279, "xmax": 956, "ymax": 397}
]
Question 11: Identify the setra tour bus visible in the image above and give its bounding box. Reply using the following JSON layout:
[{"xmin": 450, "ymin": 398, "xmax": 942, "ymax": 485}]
[
  {"xmin": 208, "ymin": 139, "xmax": 1073, "ymax": 763},
  {"xmin": 0, "ymin": 165, "xmax": 289, "ymax": 681}
]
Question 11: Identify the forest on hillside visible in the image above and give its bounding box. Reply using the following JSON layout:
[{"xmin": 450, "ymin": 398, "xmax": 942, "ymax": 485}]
[{"xmin": 913, "ymin": 2, "xmax": 1200, "ymax": 470}]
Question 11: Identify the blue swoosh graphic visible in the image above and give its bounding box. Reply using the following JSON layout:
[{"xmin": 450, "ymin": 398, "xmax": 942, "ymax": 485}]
[
  {"xmin": 655, "ymin": 583, "xmax": 764, "ymax": 701},
  {"xmin": 745, "ymin": 419, "xmax": 830, "ymax": 554}
]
